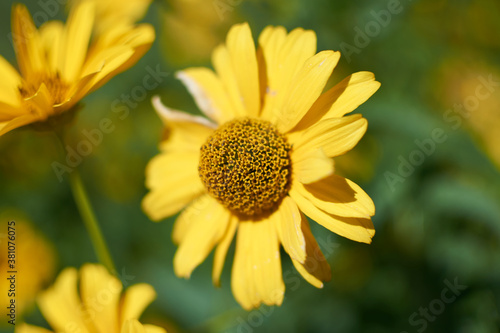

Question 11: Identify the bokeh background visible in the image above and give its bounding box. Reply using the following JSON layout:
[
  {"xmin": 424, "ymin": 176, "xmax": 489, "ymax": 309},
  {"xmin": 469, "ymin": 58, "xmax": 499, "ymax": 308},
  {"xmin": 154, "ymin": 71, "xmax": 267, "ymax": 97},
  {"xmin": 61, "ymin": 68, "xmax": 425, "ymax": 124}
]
[{"xmin": 1, "ymin": 0, "xmax": 500, "ymax": 332}]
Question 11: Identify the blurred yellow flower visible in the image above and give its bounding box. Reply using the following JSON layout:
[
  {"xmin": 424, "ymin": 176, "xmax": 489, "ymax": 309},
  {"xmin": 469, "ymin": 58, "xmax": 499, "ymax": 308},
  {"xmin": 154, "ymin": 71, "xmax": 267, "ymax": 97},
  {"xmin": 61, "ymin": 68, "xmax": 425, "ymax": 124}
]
[
  {"xmin": 70, "ymin": 0, "xmax": 153, "ymax": 34},
  {"xmin": 143, "ymin": 23, "xmax": 380, "ymax": 309},
  {"xmin": 18, "ymin": 264, "xmax": 166, "ymax": 333},
  {"xmin": 457, "ymin": 71, "xmax": 500, "ymax": 169},
  {"xmin": 162, "ymin": 0, "xmax": 226, "ymax": 66},
  {"xmin": 0, "ymin": 2, "xmax": 155, "ymax": 137},
  {"xmin": 468, "ymin": 101, "xmax": 500, "ymax": 169},
  {"xmin": 434, "ymin": 58, "xmax": 500, "ymax": 169},
  {"xmin": 0, "ymin": 213, "xmax": 56, "ymax": 324}
]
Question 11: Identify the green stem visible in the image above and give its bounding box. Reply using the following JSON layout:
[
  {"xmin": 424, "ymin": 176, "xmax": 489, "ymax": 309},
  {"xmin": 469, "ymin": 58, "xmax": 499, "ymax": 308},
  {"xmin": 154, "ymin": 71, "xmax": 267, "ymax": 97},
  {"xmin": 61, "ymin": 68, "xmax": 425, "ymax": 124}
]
[
  {"xmin": 69, "ymin": 170, "xmax": 117, "ymax": 274},
  {"xmin": 51, "ymin": 117, "xmax": 116, "ymax": 274}
]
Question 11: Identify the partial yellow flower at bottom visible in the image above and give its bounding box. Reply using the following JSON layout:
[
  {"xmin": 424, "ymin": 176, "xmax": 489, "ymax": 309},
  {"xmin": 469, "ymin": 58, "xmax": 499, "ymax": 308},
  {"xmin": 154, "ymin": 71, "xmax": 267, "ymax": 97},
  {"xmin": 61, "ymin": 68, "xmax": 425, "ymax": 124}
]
[
  {"xmin": 143, "ymin": 23, "xmax": 380, "ymax": 309},
  {"xmin": 17, "ymin": 264, "xmax": 166, "ymax": 333},
  {"xmin": 0, "ymin": 2, "xmax": 154, "ymax": 137},
  {"xmin": 0, "ymin": 213, "xmax": 56, "ymax": 324}
]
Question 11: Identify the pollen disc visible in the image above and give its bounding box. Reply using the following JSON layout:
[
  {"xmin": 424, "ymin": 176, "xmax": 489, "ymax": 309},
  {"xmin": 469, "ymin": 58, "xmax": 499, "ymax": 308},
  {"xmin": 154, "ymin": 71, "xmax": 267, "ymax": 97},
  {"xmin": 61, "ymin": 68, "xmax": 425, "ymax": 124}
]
[{"xmin": 199, "ymin": 118, "xmax": 291, "ymax": 217}]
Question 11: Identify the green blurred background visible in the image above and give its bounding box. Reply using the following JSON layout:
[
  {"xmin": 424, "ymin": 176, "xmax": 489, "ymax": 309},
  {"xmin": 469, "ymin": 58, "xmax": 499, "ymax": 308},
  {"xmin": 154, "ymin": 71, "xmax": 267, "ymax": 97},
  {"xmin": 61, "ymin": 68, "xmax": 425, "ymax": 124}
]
[{"xmin": 1, "ymin": 0, "xmax": 500, "ymax": 332}]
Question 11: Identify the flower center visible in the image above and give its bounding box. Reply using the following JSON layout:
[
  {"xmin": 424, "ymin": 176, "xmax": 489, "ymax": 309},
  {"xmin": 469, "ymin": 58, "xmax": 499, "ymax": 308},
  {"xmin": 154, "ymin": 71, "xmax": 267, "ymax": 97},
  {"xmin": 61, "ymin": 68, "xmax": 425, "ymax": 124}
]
[
  {"xmin": 19, "ymin": 72, "xmax": 70, "ymax": 107},
  {"xmin": 199, "ymin": 118, "xmax": 291, "ymax": 217}
]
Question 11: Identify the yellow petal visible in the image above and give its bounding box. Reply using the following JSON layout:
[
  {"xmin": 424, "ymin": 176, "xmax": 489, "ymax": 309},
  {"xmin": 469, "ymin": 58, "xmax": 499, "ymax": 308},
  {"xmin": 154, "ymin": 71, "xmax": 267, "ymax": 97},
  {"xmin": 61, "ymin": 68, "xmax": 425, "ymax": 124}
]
[
  {"xmin": 256, "ymin": 48, "xmax": 267, "ymax": 108},
  {"xmin": 0, "ymin": 56, "xmax": 22, "ymax": 108},
  {"xmin": 211, "ymin": 45, "xmax": 247, "ymax": 119},
  {"xmin": 142, "ymin": 154, "xmax": 204, "ymax": 221},
  {"xmin": 80, "ymin": 264, "xmax": 122, "ymax": 333},
  {"xmin": 290, "ymin": 187, "xmax": 375, "ymax": 243},
  {"xmin": 258, "ymin": 26, "xmax": 287, "ymax": 57},
  {"xmin": 274, "ymin": 51, "xmax": 340, "ymax": 132},
  {"xmin": 293, "ymin": 115, "xmax": 367, "ymax": 158},
  {"xmin": 145, "ymin": 152, "xmax": 199, "ymax": 190},
  {"xmin": 123, "ymin": 322, "xmax": 166, "ymax": 333},
  {"xmin": 257, "ymin": 26, "xmax": 288, "ymax": 104},
  {"xmin": 176, "ymin": 67, "xmax": 242, "ymax": 123},
  {"xmin": 174, "ymin": 195, "xmax": 231, "ymax": 278},
  {"xmin": 259, "ymin": 27, "xmax": 317, "ymax": 122},
  {"xmin": 151, "ymin": 96, "xmax": 217, "ymax": 128},
  {"xmin": 39, "ymin": 21, "xmax": 65, "ymax": 75},
  {"xmin": 101, "ymin": 24, "xmax": 155, "ymax": 78},
  {"xmin": 224, "ymin": 22, "xmax": 260, "ymax": 117},
  {"xmin": 159, "ymin": 121, "xmax": 210, "ymax": 153},
  {"xmin": 83, "ymin": 24, "xmax": 155, "ymax": 91},
  {"xmin": 0, "ymin": 112, "xmax": 40, "ymax": 137},
  {"xmin": 171, "ymin": 210, "xmax": 191, "ymax": 245},
  {"xmin": 152, "ymin": 96, "xmax": 214, "ymax": 153},
  {"xmin": 212, "ymin": 216, "xmax": 238, "ymax": 287},
  {"xmin": 11, "ymin": 4, "xmax": 44, "ymax": 78},
  {"xmin": 275, "ymin": 196, "xmax": 306, "ymax": 263},
  {"xmin": 0, "ymin": 101, "xmax": 23, "ymax": 122},
  {"xmin": 291, "ymin": 217, "xmax": 331, "ymax": 288},
  {"xmin": 63, "ymin": 1, "xmax": 94, "ymax": 82},
  {"xmin": 26, "ymin": 83, "xmax": 55, "ymax": 118},
  {"xmin": 291, "ymin": 147, "xmax": 334, "ymax": 184},
  {"xmin": 277, "ymin": 28, "xmax": 318, "ymax": 83},
  {"xmin": 120, "ymin": 284, "xmax": 156, "ymax": 322},
  {"xmin": 87, "ymin": 47, "xmax": 135, "ymax": 91},
  {"xmin": 81, "ymin": 45, "xmax": 125, "ymax": 78},
  {"xmin": 66, "ymin": 70, "xmax": 102, "ymax": 108},
  {"xmin": 122, "ymin": 319, "xmax": 146, "ymax": 333},
  {"xmin": 37, "ymin": 268, "xmax": 92, "ymax": 333},
  {"xmin": 296, "ymin": 175, "xmax": 375, "ymax": 218},
  {"xmin": 0, "ymin": 56, "xmax": 21, "ymax": 88},
  {"xmin": 152, "ymin": 95, "xmax": 215, "ymax": 129},
  {"xmin": 231, "ymin": 218, "xmax": 284, "ymax": 310},
  {"xmin": 296, "ymin": 71, "xmax": 381, "ymax": 130},
  {"xmin": 15, "ymin": 324, "xmax": 53, "ymax": 333},
  {"xmin": 143, "ymin": 325, "xmax": 167, "ymax": 333}
]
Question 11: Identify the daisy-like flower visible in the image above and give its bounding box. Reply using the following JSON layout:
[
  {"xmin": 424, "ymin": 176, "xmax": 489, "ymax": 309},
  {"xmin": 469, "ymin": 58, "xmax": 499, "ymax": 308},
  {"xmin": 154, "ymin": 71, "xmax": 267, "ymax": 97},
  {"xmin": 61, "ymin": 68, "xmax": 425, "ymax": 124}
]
[
  {"xmin": 17, "ymin": 264, "xmax": 166, "ymax": 333},
  {"xmin": 143, "ymin": 23, "xmax": 380, "ymax": 309},
  {"xmin": 0, "ymin": 2, "xmax": 154, "ymax": 137}
]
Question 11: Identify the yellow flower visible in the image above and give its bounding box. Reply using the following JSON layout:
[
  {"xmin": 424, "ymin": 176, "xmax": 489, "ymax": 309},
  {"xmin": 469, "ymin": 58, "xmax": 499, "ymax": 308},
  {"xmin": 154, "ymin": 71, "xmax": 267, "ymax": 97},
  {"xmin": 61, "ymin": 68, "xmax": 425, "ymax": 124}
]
[
  {"xmin": 143, "ymin": 23, "xmax": 380, "ymax": 309},
  {"xmin": 17, "ymin": 264, "xmax": 166, "ymax": 333},
  {"xmin": 69, "ymin": 0, "xmax": 153, "ymax": 35},
  {"xmin": 434, "ymin": 58, "xmax": 500, "ymax": 169},
  {"xmin": 162, "ymin": 0, "xmax": 227, "ymax": 66},
  {"xmin": 0, "ymin": 212, "xmax": 56, "ymax": 324},
  {"xmin": 0, "ymin": 2, "xmax": 155, "ymax": 137}
]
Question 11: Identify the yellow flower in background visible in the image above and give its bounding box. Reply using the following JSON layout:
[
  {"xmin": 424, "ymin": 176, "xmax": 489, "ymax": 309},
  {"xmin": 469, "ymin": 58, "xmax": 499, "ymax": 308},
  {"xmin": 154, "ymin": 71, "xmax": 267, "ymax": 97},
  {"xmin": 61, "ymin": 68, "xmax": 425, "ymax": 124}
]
[
  {"xmin": 18, "ymin": 264, "xmax": 166, "ymax": 333},
  {"xmin": 0, "ymin": 2, "xmax": 155, "ymax": 137},
  {"xmin": 435, "ymin": 58, "xmax": 500, "ymax": 170},
  {"xmin": 70, "ymin": 0, "xmax": 153, "ymax": 35},
  {"xmin": 0, "ymin": 212, "xmax": 56, "ymax": 324},
  {"xmin": 162, "ymin": 0, "xmax": 227, "ymax": 66},
  {"xmin": 143, "ymin": 23, "xmax": 380, "ymax": 309}
]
